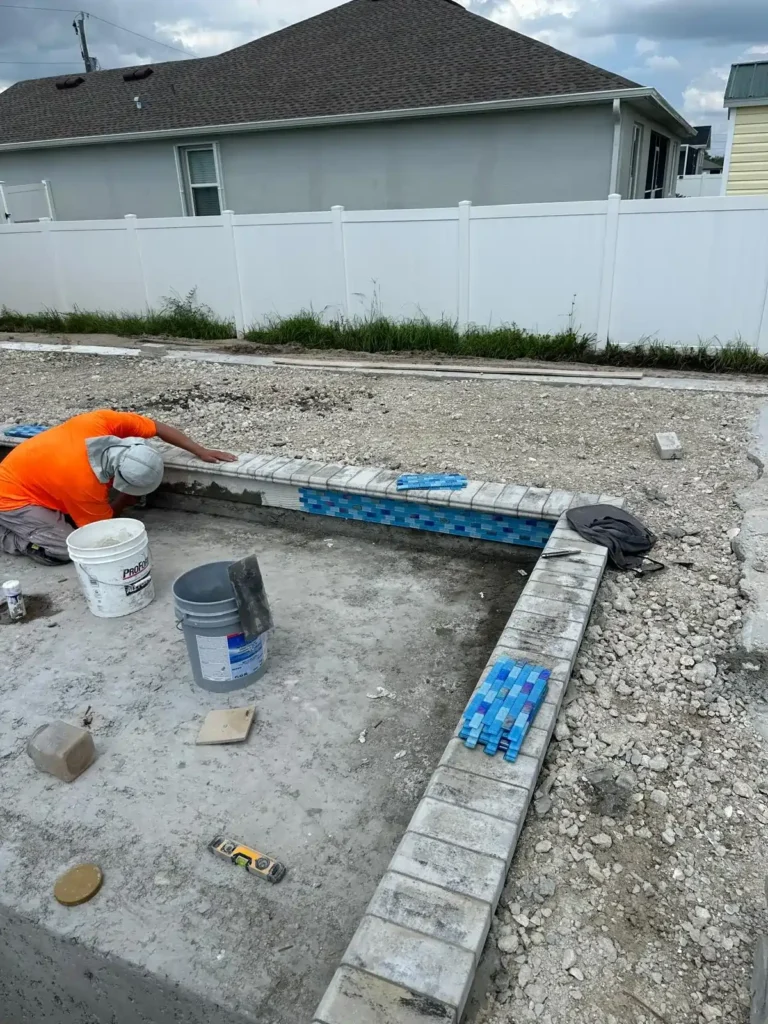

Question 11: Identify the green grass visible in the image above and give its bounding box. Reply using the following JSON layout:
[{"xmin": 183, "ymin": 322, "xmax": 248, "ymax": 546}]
[
  {"xmin": 0, "ymin": 292, "xmax": 234, "ymax": 341},
  {"xmin": 3, "ymin": 300, "xmax": 768, "ymax": 375},
  {"xmin": 245, "ymin": 311, "xmax": 768, "ymax": 375}
]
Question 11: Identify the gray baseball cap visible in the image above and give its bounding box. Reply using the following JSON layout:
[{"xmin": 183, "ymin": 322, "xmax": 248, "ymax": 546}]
[{"xmin": 112, "ymin": 442, "xmax": 164, "ymax": 496}]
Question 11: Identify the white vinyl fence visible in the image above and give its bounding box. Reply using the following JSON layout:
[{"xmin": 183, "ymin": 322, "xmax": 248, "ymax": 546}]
[
  {"xmin": 1, "ymin": 193, "xmax": 768, "ymax": 350},
  {"xmin": 675, "ymin": 174, "xmax": 724, "ymax": 198}
]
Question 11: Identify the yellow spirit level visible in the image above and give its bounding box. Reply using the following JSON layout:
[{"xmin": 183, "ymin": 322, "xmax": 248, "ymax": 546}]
[{"xmin": 209, "ymin": 836, "xmax": 286, "ymax": 883}]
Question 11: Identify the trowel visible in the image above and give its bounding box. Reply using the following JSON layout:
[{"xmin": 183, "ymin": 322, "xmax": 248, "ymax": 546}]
[{"xmin": 227, "ymin": 555, "xmax": 273, "ymax": 639}]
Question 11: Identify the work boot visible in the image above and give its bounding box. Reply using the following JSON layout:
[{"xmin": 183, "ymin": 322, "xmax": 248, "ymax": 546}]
[{"xmin": 25, "ymin": 544, "xmax": 69, "ymax": 567}]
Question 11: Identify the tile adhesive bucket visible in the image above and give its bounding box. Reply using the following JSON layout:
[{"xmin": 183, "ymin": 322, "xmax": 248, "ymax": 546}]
[
  {"xmin": 66, "ymin": 517, "xmax": 154, "ymax": 618},
  {"xmin": 172, "ymin": 561, "xmax": 269, "ymax": 692}
]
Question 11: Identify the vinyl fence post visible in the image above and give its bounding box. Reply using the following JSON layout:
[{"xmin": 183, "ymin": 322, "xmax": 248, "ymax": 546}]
[
  {"xmin": 596, "ymin": 193, "xmax": 621, "ymax": 347},
  {"xmin": 222, "ymin": 210, "xmax": 246, "ymax": 338},
  {"xmin": 41, "ymin": 180, "xmax": 56, "ymax": 220},
  {"xmin": 39, "ymin": 217, "xmax": 66, "ymax": 312},
  {"xmin": 457, "ymin": 200, "xmax": 471, "ymax": 334},
  {"xmin": 0, "ymin": 181, "xmax": 9, "ymax": 222},
  {"xmin": 124, "ymin": 215, "xmax": 150, "ymax": 311},
  {"xmin": 331, "ymin": 205, "xmax": 350, "ymax": 320},
  {"xmin": 757, "ymin": 239, "xmax": 768, "ymax": 355}
]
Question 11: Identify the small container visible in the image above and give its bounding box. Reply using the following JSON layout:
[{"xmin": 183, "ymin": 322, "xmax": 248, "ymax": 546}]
[{"xmin": 2, "ymin": 579, "xmax": 26, "ymax": 621}]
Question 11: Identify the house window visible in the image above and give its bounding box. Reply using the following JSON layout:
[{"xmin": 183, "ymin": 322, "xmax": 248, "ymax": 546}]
[
  {"xmin": 628, "ymin": 123, "xmax": 643, "ymax": 198},
  {"xmin": 644, "ymin": 131, "xmax": 669, "ymax": 199},
  {"xmin": 180, "ymin": 145, "xmax": 222, "ymax": 216}
]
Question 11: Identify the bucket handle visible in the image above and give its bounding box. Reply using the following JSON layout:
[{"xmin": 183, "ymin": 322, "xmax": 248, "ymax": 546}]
[{"xmin": 79, "ymin": 566, "xmax": 150, "ymax": 589}]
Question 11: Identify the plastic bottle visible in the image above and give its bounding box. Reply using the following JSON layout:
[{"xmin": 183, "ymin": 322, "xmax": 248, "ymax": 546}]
[{"xmin": 2, "ymin": 579, "xmax": 26, "ymax": 621}]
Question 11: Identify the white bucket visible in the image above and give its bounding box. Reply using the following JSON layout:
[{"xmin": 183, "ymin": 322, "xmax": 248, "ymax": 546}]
[{"xmin": 66, "ymin": 517, "xmax": 154, "ymax": 619}]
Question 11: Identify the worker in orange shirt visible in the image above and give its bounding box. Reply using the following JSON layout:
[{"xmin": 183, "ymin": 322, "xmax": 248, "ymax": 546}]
[{"xmin": 0, "ymin": 409, "xmax": 235, "ymax": 565}]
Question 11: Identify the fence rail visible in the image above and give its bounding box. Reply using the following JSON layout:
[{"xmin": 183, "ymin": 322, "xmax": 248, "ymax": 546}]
[{"xmin": 1, "ymin": 193, "xmax": 768, "ymax": 350}]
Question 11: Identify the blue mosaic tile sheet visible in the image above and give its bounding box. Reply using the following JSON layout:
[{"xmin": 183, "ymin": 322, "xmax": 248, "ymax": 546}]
[
  {"xmin": 458, "ymin": 657, "xmax": 550, "ymax": 763},
  {"xmin": 298, "ymin": 488, "xmax": 554, "ymax": 548},
  {"xmin": 396, "ymin": 473, "xmax": 468, "ymax": 492}
]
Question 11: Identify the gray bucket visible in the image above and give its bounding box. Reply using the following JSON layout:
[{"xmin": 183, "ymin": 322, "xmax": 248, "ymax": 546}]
[{"xmin": 173, "ymin": 561, "xmax": 269, "ymax": 692}]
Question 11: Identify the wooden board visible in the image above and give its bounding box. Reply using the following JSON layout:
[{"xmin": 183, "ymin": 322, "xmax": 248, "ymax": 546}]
[
  {"xmin": 196, "ymin": 706, "xmax": 256, "ymax": 745},
  {"xmin": 273, "ymin": 358, "xmax": 643, "ymax": 380}
]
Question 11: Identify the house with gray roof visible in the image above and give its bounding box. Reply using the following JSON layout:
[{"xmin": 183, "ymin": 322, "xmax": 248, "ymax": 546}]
[{"xmin": 0, "ymin": 0, "xmax": 695, "ymax": 221}]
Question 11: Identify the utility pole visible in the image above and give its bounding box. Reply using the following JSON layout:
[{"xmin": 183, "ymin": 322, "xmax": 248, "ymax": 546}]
[{"xmin": 73, "ymin": 12, "xmax": 99, "ymax": 73}]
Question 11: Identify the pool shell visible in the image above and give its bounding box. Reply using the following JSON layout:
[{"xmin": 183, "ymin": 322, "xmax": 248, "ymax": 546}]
[{"xmin": 0, "ymin": 430, "xmax": 620, "ymax": 1024}]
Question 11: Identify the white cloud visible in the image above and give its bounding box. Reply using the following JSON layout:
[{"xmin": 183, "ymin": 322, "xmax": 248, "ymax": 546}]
[
  {"xmin": 155, "ymin": 21, "xmax": 249, "ymax": 55},
  {"xmin": 488, "ymin": 0, "xmax": 581, "ymax": 30},
  {"xmin": 747, "ymin": 45, "xmax": 768, "ymax": 55},
  {"xmin": 635, "ymin": 37, "xmax": 657, "ymax": 54},
  {"xmin": 645, "ymin": 54, "xmax": 680, "ymax": 70},
  {"xmin": 683, "ymin": 85, "xmax": 726, "ymax": 114},
  {"xmin": 533, "ymin": 26, "xmax": 616, "ymax": 57}
]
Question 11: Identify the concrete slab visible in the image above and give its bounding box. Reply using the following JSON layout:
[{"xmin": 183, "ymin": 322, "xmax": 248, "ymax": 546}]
[{"xmin": 0, "ymin": 509, "xmax": 535, "ymax": 1024}]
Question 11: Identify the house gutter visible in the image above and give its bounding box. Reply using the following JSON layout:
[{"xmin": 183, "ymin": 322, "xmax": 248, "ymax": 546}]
[{"xmin": 0, "ymin": 86, "xmax": 695, "ymax": 152}]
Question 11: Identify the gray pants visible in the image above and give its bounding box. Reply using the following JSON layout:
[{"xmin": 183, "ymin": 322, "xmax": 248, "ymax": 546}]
[{"xmin": 0, "ymin": 505, "xmax": 73, "ymax": 559}]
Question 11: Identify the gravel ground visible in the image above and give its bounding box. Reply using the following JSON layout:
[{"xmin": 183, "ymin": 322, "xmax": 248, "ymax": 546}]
[{"xmin": 2, "ymin": 348, "xmax": 768, "ymax": 1024}]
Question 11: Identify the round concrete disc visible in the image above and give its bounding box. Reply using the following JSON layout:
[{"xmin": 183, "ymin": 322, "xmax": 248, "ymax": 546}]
[{"xmin": 54, "ymin": 864, "xmax": 103, "ymax": 906}]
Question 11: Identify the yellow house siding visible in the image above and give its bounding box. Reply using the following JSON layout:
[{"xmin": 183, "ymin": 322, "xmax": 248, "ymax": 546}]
[{"xmin": 727, "ymin": 104, "xmax": 768, "ymax": 194}]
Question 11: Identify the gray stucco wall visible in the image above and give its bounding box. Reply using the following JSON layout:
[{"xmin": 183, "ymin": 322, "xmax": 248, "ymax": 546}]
[
  {"xmin": 0, "ymin": 104, "xmax": 616, "ymax": 220},
  {"xmin": 617, "ymin": 102, "xmax": 681, "ymax": 199}
]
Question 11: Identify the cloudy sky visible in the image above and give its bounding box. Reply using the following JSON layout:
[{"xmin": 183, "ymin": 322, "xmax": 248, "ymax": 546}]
[{"xmin": 1, "ymin": 0, "xmax": 766, "ymax": 152}]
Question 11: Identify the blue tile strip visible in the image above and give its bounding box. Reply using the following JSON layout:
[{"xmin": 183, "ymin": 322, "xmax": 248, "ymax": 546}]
[
  {"xmin": 298, "ymin": 488, "xmax": 555, "ymax": 548},
  {"xmin": 458, "ymin": 657, "xmax": 550, "ymax": 763}
]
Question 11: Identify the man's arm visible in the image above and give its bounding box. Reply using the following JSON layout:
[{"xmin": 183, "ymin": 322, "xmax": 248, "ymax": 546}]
[{"xmin": 154, "ymin": 421, "xmax": 237, "ymax": 464}]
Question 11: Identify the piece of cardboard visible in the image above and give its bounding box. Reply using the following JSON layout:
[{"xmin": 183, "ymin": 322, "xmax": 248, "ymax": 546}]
[{"xmin": 196, "ymin": 707, "xmax": 256, "ymax": 745}]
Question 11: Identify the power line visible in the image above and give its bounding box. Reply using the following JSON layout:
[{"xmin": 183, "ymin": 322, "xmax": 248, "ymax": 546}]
[{"xmin": 0, "ymin": 4, "xmax": 196, "ymax": 56}]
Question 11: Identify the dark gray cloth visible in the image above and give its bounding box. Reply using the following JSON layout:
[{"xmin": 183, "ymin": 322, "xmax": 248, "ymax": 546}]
[{"xmin": 565, "ymin": 504, "xmax": 656, "ymax": 571}]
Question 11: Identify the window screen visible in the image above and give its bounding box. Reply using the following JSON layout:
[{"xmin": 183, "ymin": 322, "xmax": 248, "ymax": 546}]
[{"xmin": 181, "ymin": 145, "xmax": 222, "ymax": 216}]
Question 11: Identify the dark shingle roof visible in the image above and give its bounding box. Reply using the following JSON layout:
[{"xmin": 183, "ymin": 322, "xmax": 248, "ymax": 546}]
[
  {"xmin": 690, "ymin": 126, "xmax": 712, "ymax": 148},
  {"xmin": 0, "ymin": 0, "xmax": 640, "ymax": 146}
]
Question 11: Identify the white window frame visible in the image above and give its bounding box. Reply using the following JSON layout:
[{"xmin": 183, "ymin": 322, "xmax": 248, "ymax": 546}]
[
  {"xmin": 627, "ymin": 122, "xmax": 643, "ymax": 199},
  {"xmin": 174, "ymin": 142, "xmax": 226, "ymax": 217}
]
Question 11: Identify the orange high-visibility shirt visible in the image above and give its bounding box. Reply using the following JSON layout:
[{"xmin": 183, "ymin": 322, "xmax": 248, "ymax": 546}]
[{"xmin": 0, "ymin": 410, "xmax": 157, "ymax": 527}]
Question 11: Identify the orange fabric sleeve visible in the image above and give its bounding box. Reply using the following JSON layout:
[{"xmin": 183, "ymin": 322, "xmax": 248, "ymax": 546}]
[
  {"xmin": 67, "ymin": 495, "xmax": 115, "ymax": 528},
  {"xmin": 100, "ymin": 411, "xmax": 157, "ymax": 439}
]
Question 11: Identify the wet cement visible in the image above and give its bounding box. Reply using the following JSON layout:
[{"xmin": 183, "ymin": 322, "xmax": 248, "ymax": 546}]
[{"xmin": 0, "ymin": 509, "xmax": 536, "ymax": 1024}]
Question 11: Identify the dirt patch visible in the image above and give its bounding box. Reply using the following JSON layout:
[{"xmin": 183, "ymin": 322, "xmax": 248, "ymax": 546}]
[{"xmin": 0, "ymin": 593, "xmax": 58, "ymax": 625}]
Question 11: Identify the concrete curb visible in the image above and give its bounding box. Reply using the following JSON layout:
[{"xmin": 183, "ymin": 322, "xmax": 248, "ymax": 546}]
[
  {"xmin": 0, "ymin": 427, "xmax": 616, "ymax": 1022},
  {"xmin": 737, "ymin": 404, "xmax": 768, "ymax": 653}
]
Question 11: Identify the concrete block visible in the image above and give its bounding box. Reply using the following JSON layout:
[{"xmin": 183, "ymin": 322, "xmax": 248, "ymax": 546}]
[
  {"xmin": 409, "ymin": 797, "xmax": 517, "ymax": 863},
  {"xmin": 368, "ymin": 871, "xmax": 491, "ymax": 953},
  {"xmin": 470, "ymin": 481, "xmax": 506, "ymax": 511},
  {"xmin": 598, "ymin": 493, "xmax": 626, "ymax": 507},
  {"xmin": 542, "ymin": 490, "xmax": 574, "ymax": 517},
  {"xmin": 440, "ymin": 738, "xmax": 539, "ymax": 792},
  {"xmin": 305, "ymin": 462, "xmax": 346, "ymax": 489},
  {"xmin": 425, "ymin": 766, "xmax": 528, "ymax": 826},
  {"xmin": 528, "ymin": 567, "xmax": 601, "ymax": 593},
  {"xmin": 521, "ymin": 726, "xmax": 550, "ymax": 761},
  {"xmin": 232, "ymin": 453, "xmax": 276, "ymax": 479},
  {"xmin": 498, "ymin": 626, "xmax": 579, "ymax": 662},
  {"xmin": 340, "ymin": 467, "xmax": 383, "ymax": 495},
  {"xmin": 654, "ymin": 432, "xmax": 683, "ymax": 460},
  {"xmin": 326, "ymin": 465, "xmax": 368, "ymax": 491},
  {"xmin": 568, "ymin": 492, "xmax": 600, "ymax": 509},
  {"xmin": 542, "ymin": 539, "xmax": 607, "ymax": 568},
  {"xmin": 524, "ymin": 579, "xmax": 595, "ymax": 607},
  {"xmin": 448, "ymin": 480, "xmax": 483, "ymax": 507},
  {"xmin": 514, "ymin": 593, "xmax": 591, "ymax": 624},
  {"xmin": 390, "ymin": 832, "xmax": 506, "ymax": 905},
  {"xmin": 27, "ymin": 721, "xmax": 96, "ymax": 782},
  {"xmin": 315, "ymin": 966, "xmax": 456, "ymax": 1024},
  {"xmin": 258, "ymin": 454, "xmax": 294, "ymax": 480},
  {"xmin": 505, "ymin": 610, "xmax": 586, "ymax": 643},
  {"xmin": 517, "ymin": 487, "xmax": 551, "ymax": 515},
  {"xmin": 365, "ymin": 469, "xmax": 402, "ymax": 496},
  {"xmin": 495, "ymin": 484, "xmax": 528, "ymax": 513},
  {"xmin": 342, "ymin": 915, "xmax": 475, "ymax": 1012}
]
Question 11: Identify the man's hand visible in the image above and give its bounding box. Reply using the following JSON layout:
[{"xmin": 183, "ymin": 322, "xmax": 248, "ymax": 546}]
[{"xmin": 197, "ymin": 448, "xmax": 238, "ymax": 464}]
